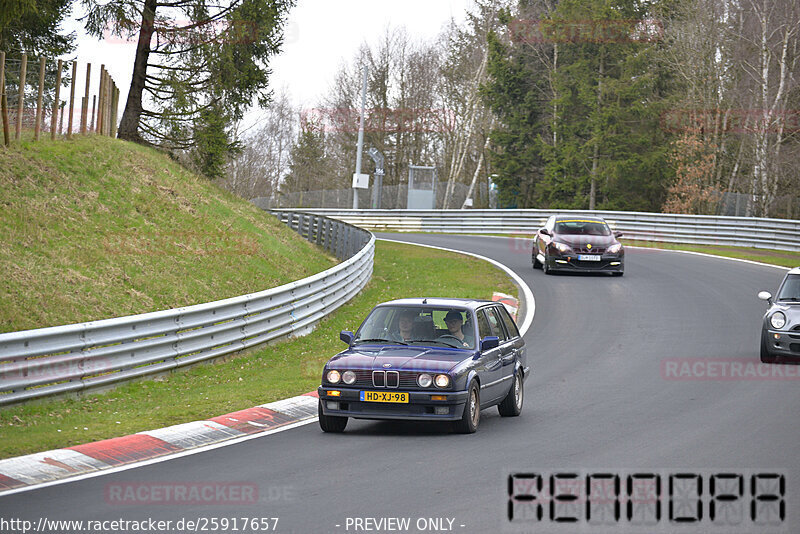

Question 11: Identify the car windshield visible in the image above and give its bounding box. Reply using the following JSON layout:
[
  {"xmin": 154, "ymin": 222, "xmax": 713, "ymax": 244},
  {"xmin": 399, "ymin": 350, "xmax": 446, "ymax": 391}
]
[
  {"xmin": 555, "ymin": 220, "xmax": 611, "ymax": 236},
  {"xmin": 353, "ymin": 306, "xmax": 475, "ymax": 349},
  {"xmin": 777, "ymin": 275, "xmax": 800, "ymax": 301}
]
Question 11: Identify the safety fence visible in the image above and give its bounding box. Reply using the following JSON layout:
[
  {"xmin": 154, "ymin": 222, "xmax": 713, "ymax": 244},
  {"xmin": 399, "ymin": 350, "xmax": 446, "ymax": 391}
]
[
  {"xmin": 0, "ymin": 212, "xmax": 373, "ymax": 406},
  {"xmin": 0, "ymin": 51, "xmax": 120, "ymax": 146},
  {"xmin": 273, "ymin": 208, "xmax": 800, "ymax": 252}
]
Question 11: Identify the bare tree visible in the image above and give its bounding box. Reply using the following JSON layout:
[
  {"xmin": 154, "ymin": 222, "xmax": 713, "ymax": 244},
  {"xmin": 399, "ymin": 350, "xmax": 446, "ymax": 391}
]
[{"xmin": 222, "ymin": 89, "xmax": 297, "ymax": 201}]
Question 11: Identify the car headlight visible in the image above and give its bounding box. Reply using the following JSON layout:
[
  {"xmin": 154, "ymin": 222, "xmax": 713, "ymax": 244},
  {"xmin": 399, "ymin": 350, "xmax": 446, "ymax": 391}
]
[
  {"xmin": 770, "ymin": 312, "xmax": 786, "ymax": 329},
  {"xmin": 554, "ymin": 242, "xmax": 572, "ymax": 253},
  {"xmin": 327, "ymin": 370, "xmax": 341, "ymax": 384},
  {"xmin": 417, "ymin": 373, "xmax": 433, "ymax": 387},
  {"xmin": 342, "ymin": 370, "xmax": 356, "ymax": 385},
  {"xmin": 607, "ymin": 243, "xmax": 622, "ymax": 254},
  {"xmin": 435, "ymin": 374, "xmax": 450, "ymax": 388}
]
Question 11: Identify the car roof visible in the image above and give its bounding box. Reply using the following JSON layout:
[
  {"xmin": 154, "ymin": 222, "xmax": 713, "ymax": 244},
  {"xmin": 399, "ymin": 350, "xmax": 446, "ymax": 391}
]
[
  {"xmin": 554, "ymin": 215, "xmax": 607, "ymax": 223},
  {"xmin": 788, "ymin": 267, "xmax": 800, "ymax": 275},
  {"xmin": 378, "ymin": 298, "xmax": 495, "ymax": 311}
]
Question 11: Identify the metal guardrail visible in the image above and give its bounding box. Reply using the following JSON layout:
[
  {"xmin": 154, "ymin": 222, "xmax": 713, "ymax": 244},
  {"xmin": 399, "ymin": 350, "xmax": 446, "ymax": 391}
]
[
  {"xmin": 277, "ymin": 209, "xmax": 800, "ymax": 252},
  {"xmin": 0, "ymin": 212, "xmax": 374, "ymax": 406}
]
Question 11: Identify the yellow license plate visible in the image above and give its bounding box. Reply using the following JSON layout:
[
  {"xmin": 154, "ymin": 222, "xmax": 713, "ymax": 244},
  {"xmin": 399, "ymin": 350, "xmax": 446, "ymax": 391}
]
[{"xmin": 360, "ymin": 391, "xmax": 409, "ymax": 403}]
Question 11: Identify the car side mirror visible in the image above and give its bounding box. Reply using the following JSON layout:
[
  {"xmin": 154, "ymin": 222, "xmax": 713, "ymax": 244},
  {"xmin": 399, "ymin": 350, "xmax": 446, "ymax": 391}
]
[
  {"xmin": 480, "ymin": 336, "xmax": 499, "ymax": 352},
  {"xmin": 758, "ymin": 291, "xmax": 772, "ymax": 304},
  {"xmin": 340, "ymin": 330, "xmax": 354, "ymax": 345},
  {"xmin": 539, "ymin": 228, "xmax": 551, "ymax": 237},
  {"xmin": 614, "ymin": 231, "xmax": 623, "ymax": 238}
]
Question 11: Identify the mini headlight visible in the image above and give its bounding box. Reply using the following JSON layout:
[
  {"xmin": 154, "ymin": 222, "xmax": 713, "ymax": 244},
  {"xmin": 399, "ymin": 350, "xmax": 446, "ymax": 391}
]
[
  {"xmin": 435, "ymin": 374, "xmax": 450, "ymax": 388},
  {"xmin": 342, "ymin": 370, "xmax": 356, "ymax": 384},
  {"xmin": 327, "ymin": 370, "xmax": 341, "ymax": 384},
  {"xmin": 607, "ymin": 243, "xmax": 622, "ymax": 254},
  {"xmin": 418, "ymin": 373, "xmax": 433, "ymax": 387},
  {"xmin": 770, "ymin": 312, "xmax": 786, "ymax": 329},
  {"xmin": 554, "ymin": 242, "xmax": 572, "ymax": 253}
]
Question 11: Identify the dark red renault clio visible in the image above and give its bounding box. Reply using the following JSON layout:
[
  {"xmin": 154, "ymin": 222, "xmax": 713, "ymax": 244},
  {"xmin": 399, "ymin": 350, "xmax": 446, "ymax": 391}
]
[{"xmin": 532, "ymin": 215, "xmax": 624, "ymax": 276}]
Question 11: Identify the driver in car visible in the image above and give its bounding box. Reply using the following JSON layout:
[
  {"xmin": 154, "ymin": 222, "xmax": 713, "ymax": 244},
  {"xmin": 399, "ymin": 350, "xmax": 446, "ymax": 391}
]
[
  {"xmin": 393, "ymin": 309, "xmax": 416, "ymax": 342},
  {"xmin": 442, "ymin": 310, "xmax": 472, "ymax": 348}
]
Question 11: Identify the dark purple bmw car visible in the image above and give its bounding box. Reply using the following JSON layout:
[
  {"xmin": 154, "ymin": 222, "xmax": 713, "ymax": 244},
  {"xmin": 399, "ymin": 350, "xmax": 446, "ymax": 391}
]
[{"xmin": 318, "ymin": 298, "xmax": 528, "ymax": 433}]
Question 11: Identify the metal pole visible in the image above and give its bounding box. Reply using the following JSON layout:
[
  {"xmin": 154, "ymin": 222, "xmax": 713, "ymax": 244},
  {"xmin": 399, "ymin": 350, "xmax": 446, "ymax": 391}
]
[{"xmin": 353, "ymin": 66, "xmax": 368, "ymax": 209}]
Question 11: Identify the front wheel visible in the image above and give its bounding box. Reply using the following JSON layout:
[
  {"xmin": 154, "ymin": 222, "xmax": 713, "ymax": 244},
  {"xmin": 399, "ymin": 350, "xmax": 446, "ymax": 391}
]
[
  {"xmin": 532, "ymin": 242, "xmax": 542, "ymax": 269},
  {"xmin": 454, "ymin": 381, "xmax": 480, "ymax": 434},
  {"xmin": 318, "ymin": 400, "xmax": 348, "ymax": 432},
  {"xmin": 498, "ymin": 369, "xmax": 523, "ymax": 417}
]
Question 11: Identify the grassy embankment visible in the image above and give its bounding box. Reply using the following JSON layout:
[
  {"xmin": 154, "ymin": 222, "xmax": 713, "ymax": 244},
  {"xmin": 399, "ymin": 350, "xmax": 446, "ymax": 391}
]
[
  {"xmin": 0, "ymin": 135, "xmax": 336, "ymax": 333},
  {"xmin": 0, "ymin": 136, "xmax": 517, "ymax": 458}
]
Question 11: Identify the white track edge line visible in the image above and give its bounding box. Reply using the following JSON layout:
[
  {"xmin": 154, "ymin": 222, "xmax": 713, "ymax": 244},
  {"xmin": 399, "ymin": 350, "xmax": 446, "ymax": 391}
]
[
  {"xmin": 626, "ymin": 246, "xmax": 791, "ymax": 271},
  {"xmin": 424, "ymin": 234, "xmax": 793, "ymax": 271},
  {"xmin": 377, "ymin": 238, "xmax": 536, "ymax": 336},
  {"xmin": 0, "ymin": 416, "xmax": 319, "ymax": 498}
]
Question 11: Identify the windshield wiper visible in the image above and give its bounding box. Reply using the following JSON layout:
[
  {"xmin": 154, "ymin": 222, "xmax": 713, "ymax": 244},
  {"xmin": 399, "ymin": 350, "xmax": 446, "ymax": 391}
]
[
  {"xmin": 778, "ymin": 297, "xmax": 800, "ymax": 301},
  {"xmin": 410, "ymin": 339, "xmax": 461, "ymax": 348},
  {"xmin": 353, "ymin": 338, "xmax": 409, "ymax": 345}
]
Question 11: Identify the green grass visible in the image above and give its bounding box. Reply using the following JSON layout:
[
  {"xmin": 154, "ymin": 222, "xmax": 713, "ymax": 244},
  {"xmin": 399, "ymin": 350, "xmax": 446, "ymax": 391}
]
[
  {"xmin": 0, "ymin": 135, "xmax": 336, "ymax": 333},
  {"xmin": 0, "ymin": 240, "xmax": 517, "ymax": 459}
]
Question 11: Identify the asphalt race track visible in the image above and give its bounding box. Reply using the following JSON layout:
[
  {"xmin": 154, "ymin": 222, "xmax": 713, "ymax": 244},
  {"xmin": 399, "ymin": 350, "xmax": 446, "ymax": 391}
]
[{"xmin": 1, "ymin": 234, "xmax": 797, "ymax": 534}]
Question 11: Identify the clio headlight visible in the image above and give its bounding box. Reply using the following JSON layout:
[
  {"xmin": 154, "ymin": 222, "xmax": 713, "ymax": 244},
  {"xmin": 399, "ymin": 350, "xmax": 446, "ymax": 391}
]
[
  {"xmin": 554, "ymin": 242, "xmax": 572, "ymax": 253},
  {"xmin": 607, "ymin": 243, "xmax": 622, "ymax": 254},
  {"xmin": 770, "ymin": 312, "xmax": 786, "ymax": 329}
]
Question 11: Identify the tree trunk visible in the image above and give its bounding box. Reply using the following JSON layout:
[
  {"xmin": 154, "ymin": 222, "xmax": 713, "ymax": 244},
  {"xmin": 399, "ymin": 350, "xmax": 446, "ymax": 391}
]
[
  {"xmin": 589, "ymin": 52, "xmax": 604, "ymax": 211},
  {"xmin": 117, "ymin": 0, "xmax": 157, "ymax": 142}
]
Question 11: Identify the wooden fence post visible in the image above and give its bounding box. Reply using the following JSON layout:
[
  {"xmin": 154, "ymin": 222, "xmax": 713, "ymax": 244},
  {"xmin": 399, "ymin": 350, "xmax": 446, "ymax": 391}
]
[
  {"xmin": 110, "ymin": 85, "xmax": 119, "ymax": 138},
  {"xmin": 34, "ymin": 56, "xmax": 45, "ymax": 140},
  {"xmin": 90, "ymin": 94, "xmax": 96, "ymax": 131},
  {"xmin": 67, "ymin": 61, "xmax": 76, "ymax": 139},
  {"xmin": 50, "ymin": 59, "xmax": 63, "ymax": 140},
  {"xmin": 0, "ymin": 51, "xmax": 9, "ymax": 146},
  {"xmin": 96, "ymin": 68, "xmax": 102, "ymax": 134},
  {"xmin": 80, "ymin": 63, "xmax": 90, "ymax": 134},
  {"xmin": 15, "ymin": 53, "xmax": 26, "ymax": 140},
  {"xmin": 96, "ymin": 66, "xmax": 104, "ymax": 134}
]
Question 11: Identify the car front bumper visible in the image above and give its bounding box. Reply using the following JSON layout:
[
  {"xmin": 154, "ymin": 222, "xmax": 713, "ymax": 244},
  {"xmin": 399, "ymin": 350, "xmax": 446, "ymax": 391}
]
[
  {"xmin": 764, "ymin": 328, "xmax": 800, "ymax": 361},
  {"xmin": 317, "ymin": 386, "xmax": 469, "ymax": 421},
  {"xmin": 547, "ymin": 253, "xmax": 624, "ymax": 273}
]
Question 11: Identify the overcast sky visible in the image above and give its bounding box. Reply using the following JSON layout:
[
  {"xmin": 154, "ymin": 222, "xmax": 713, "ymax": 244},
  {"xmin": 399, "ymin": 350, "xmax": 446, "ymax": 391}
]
[{"xmin": 62, "ymin": 0, "xmax": 475, "ymax": 128}]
